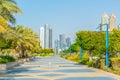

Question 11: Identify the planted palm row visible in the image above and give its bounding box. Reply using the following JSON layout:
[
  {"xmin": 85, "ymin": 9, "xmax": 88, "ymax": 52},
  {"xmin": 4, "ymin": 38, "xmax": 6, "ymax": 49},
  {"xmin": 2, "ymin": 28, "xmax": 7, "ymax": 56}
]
[{"xmin": 0, "ymin": 0, "xmax": 41, "ymax": 63}]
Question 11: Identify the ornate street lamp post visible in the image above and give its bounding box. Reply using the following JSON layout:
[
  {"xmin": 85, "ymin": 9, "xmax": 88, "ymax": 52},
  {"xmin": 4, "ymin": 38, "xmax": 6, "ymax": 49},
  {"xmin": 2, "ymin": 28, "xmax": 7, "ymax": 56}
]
[{"xmin": 99, "ymin": 24, "xmax": 109, "ymax": 68}]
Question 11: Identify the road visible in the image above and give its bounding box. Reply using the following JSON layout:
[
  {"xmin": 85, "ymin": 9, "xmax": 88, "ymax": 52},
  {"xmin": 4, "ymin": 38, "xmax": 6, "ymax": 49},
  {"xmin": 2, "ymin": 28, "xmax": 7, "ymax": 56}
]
[{"xmin": 0, "ymin": 55, "xmax": 120, "ymax": 80}]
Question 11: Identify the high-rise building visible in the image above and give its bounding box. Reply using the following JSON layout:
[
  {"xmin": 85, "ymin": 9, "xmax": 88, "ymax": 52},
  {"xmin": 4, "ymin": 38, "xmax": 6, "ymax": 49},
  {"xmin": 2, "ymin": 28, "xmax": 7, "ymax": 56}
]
[
  {"xmin": 54, "ymin": 40, "xmax": 60, "ymax": 53},
  {"xmin": 44, "ymin": 24, "xmax": 50, "ymax": 48},
  {"xmin": 109, "ymin": 13, "xmax": 116, "ymax": 31},
  {"xmin": 40, "ymin": 24, "xmax": 52, "ymax": 49},
  {"xmin": 59, "ymin": 34, "xmax": 65, "ymax": 49},
  {"xmin": 100, "ymin": 13, "xmax": 109, "ymax": 31},
  {"xmin": 40, "ymin": 27, "xmax": 44, "ymax": 49},
  {"xmin": 49, "ymin": 28, "xmax": 52, "ymax": 48},
  {"xmin": 100, "ymin": 13, "xmax": 116, "ymax": 31},
  {"xmin": 55, "ymin": 34, "xmax": 72, "ymax": 53},
  {"xmin": 66, "ymin": 37, "xmax": 71, "ymax": 48}
]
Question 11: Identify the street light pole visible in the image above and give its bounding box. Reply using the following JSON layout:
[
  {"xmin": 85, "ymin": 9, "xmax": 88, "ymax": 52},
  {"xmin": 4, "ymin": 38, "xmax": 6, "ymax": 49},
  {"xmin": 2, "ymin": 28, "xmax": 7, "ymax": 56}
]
[
  {"xmin": 80, "ymin": 46, "xmax": 82, "ymax": 60},
  {"xmin": 99, "ymin": 24, "xmax": 109, "ymax": 68},
  {"xmin": 105, "ymin": 24, "xmax": 109, "ymax": 68}
]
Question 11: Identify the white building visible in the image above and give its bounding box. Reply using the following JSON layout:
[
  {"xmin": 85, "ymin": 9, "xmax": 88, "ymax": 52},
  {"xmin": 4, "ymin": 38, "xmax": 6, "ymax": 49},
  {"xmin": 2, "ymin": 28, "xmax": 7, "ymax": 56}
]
[
  {"xmin": 44, "ymin": 24, "xmax": 50, "ymax": 48},
  {"xmin": 40, "ymin": 27, "xmax": 44, "ymax": 49},
  {"xmin": 100, "ymin": 13, "xmax": 109, "ymax": 31},
  {"xmin": 100, "ymin": 13, "xmax": 116, "ymax": 31},
  {"xmin": 40, "ymin": 24, "xmax": 52, "ymax": 49}
]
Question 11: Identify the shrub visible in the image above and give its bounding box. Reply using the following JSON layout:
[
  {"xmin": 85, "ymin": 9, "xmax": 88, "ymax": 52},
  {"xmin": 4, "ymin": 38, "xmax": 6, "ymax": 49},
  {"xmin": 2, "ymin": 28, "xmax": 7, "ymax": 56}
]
[
  {"xmin": 100, "ymin": 59, "xmax": 106, "ymax": 70},
  {"xmin": 2, "ymin": 49, "xmax": 13, "ymax": 54},
  {"xmin": 49, "ymin": 53, "xmax": 54, "ymax": 56},
  {"xmin": 110, "ymin": 57, "xmax": 120, "ymax": 70},
  {"xmin": 32, "ymin": 53, "xmax": 39, "ymax": 56},
  {"xmin": 0, "ymin": 55, "xmax": 15, "ymax": 64},
  {"xmin": 87, "ymin": 61, "xmax": 93, "ymax": 67},
  {"xmin": 62, "ymin": 53, "xmax": 70, "ymax": 59},
  {"xmin": 92, "ymin": 59, "xmax": 101, "ymax": 68},
  {"xmin": 68, "ymin": 53, "xmax": 79, "ymax": 62},
  {"xmin": 0, "ymin": 58, "xmax": 8, "ymax": 63},
  {"xmin": 79, "ymin": 53, "xmax": 89, "ymax": 64},
  {"xmin": 2, "ymin": 55, "xmax": 15, "ymax": 62},
  {"xmin": 39, "ymin": 53, "xmax": 54, "ymax": 57}
]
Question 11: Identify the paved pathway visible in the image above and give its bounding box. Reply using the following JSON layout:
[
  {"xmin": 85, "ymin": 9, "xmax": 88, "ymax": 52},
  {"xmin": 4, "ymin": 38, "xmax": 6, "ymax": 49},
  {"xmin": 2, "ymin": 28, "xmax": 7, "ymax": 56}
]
[{"xmin": 0, "ymin": 56, "xmax": 120, "ymax": 80}]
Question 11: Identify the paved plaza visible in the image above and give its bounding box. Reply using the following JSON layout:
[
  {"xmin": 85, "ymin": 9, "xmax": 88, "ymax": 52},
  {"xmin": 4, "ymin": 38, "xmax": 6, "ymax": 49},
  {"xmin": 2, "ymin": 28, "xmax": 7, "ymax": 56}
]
[{"xmin": 0, "ymin": 56, "xmax": 120, "ymax": 80}]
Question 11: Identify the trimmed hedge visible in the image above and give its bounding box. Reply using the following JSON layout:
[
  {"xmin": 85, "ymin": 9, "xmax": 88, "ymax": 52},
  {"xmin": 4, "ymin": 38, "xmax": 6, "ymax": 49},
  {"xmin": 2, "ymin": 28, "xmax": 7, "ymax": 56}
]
[{"xmin": 0, "ymin": 55, "xmax": 15, "ymax": 64}]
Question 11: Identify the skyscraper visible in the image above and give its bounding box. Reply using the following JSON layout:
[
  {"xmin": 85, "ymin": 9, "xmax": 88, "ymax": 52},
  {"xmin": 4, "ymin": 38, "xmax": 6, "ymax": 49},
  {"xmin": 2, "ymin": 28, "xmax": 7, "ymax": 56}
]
[
  {"xmin": 40, "ymin": 24, "xmax": 52, "ymax": 49},
  {"xmin": 54, "ymin": 40, "xmax": 60, "ymax": 53},
  {"xmin": 40, "ymin": 27, "xmax": 44, "ymax": 49},
  {"xmin": 100, "ymin": 13, "xmax": 109, "ymax": 31},
  {"xmin": 59, "ymin": 34, "xmax": 65, "ymax": 49},
  {"xmin": 100, "ymin": 13, "xmax": 116, "ymax": 31},
  {"xmin": 49, "ymin": 28, "xmax": 52, "ymax": 48},
  {"xmin": 66, "ymin": 37, "xmax": 71, "ymax": 48},
  {"xmin": 44, "ymin": 24, "xmax": 50, "ymax": 48},
  {"xmin": 109, "ymin": 13, "xmax": 116, "ymax": 31}
]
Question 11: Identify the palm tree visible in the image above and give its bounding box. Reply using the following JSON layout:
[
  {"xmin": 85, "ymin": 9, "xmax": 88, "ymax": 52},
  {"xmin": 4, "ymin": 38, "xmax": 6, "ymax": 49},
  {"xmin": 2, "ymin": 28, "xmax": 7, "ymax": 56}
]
[
  {"xmin": 0, "ymin": 0, "xmax": 22, "ymax": 35},
  {"xmin": 11, "ymin": 25, "xmax": 40, "ymax": 58},
  {"xmin": 0, "ymin": 0, "xmax": 22, "ymax": 24},
  {"xmin": 0, "ymin": 17, "xmax": 8, "ymax": 33},
  {"xmin": 0, "ymin": 0, "xmax": 23, "ymax": 56}
]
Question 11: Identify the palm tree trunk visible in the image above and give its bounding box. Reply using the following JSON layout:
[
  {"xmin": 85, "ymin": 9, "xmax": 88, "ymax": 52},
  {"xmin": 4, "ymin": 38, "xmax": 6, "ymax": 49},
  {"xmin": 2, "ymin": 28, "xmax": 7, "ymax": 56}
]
[{"xmin": 21, "ymin": 44, "xmax": 25, "ymax": 58}]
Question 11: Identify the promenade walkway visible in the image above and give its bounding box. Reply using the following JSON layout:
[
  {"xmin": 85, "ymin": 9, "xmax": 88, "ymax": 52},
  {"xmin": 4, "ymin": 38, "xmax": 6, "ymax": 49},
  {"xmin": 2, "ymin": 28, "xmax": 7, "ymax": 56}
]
[{"xmin": 0, "ymin": 56, "xmax": 120, "ymax": 80}]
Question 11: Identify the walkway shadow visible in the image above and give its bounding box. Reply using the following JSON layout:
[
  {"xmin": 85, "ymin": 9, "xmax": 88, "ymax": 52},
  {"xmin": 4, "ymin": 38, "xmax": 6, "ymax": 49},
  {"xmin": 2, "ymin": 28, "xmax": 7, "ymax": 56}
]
[{"xmin": 74, "ymin": 63, "xmax": 83, "ymax": 66}]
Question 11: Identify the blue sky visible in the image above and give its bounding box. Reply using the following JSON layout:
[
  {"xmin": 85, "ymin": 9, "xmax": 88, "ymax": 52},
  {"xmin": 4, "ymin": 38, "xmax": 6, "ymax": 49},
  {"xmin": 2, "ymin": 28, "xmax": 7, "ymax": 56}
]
[{"xmin": 15, "ymin": 0, "xmax": 120, "ymax": 42}]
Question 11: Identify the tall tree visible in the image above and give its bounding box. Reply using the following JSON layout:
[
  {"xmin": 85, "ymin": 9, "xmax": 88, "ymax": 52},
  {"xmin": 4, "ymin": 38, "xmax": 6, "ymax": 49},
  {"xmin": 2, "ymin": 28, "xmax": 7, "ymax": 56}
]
[
  {"xmin": 0, "ymin": 17, "xmax": 9, "ymax": 33},
  {"xmin": 71, "ymin": 43, "xmax": 80, "ymax": 54},
  {"xmin": 11, "ymin": 25, "xmax": 40, "ymax": 58},
  {"xmin": 109, "ymin": 29, "xmax": 120, "ymax": 57},
  {"xmin": 0, "ymin": 0, "xmax": 22, "ymax": 24},
  {"xmin": 76, "ymin": 31, "xmax": 106, "ymax": 61}
]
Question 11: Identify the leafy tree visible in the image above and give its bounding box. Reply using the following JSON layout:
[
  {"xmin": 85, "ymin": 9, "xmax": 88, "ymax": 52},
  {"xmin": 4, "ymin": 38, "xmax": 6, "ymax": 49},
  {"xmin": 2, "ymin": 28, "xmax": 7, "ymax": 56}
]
[
  {"xmin": 109, "ymin": 29, "xmax": 120, "ymax": 57},
  {"xmin": 92, "ymin": 32, "xmax": 106, "ymax": 57},
  {"xmin": 76, "ymin": 31, "xmax": 106, "ymax": 61},
  {"xmin": 71, "ymin": 43, "xmax": 80, "ymax": 53}
]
